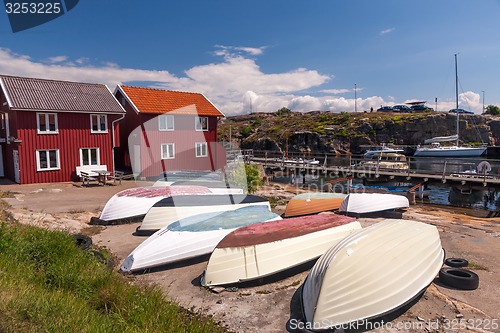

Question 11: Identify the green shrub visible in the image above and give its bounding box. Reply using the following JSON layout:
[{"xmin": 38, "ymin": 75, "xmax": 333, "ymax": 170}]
[
  {"xmin": 241, "ymin": 125, "xmax": 252, "ymax": 137},
  {"xmin": 314, "ymin": 125, "xmax": 326, "ymax": 134},
  {"xmin": 276, "ymin": 107, "xmax": 292, "ymax": 116}
]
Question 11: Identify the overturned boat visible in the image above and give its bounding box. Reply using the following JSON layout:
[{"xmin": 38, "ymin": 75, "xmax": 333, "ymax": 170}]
[
  {"xmin": 301, "ymin": 219, "xmax": 444, "ymax": 329},
  {"xmin": 284, "ymin": 192, "xmax": 347, "ymax": 217},
  {"xmin": 170, "ymin": 180, "xmax": 244, "ymax": 194},
  {"xmin": 120, "ymin": 206, "xmax": 281, "ymax": 272},
  {"xmin": 339, "ymin": 193, "xmax": 409, "ymax": 214},
  {"xmin": 201, "ymin": 214, "xmax": 361, "ymax": 286},
  {"xmin": 99, "ymin": 185, "xmax": 212, "ymax": 222},
  {"xmin": 137, "ymin": 194, "xmax": 270, "ymax": 234}
]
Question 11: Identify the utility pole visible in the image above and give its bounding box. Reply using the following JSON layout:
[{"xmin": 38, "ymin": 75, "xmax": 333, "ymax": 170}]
[
  {"xmin": 354, "ymin": 83, "xmax": 357, "ymax": 112},
  {"xmin": 482, "ymin": 90, "xmax": 485, "ymax": 113}
]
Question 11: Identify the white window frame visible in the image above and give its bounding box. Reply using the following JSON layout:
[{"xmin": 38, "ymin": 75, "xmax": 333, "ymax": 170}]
[
  {"xmin": 36, "ymin": 112, "xmax": 58, "ymax": 134},
  {"xmin": 195, "ymin": 142, "xmax": 208, "ymax": 157},
  {"xmin": 36, "ymin": 149, "xmax": 60, "ymax": 171},
  {"xmin": 158, "ymin": 115, "xmax": 174, "ymax": 131},
  {"xmin": 79, "ymin": 148, "xmax": 100, "ymax": 166},
  {"xmin": 90, "ymin": 114, "xmax": 108, "ymax": 133},
  {"xmin": 161, "ymin": 143, "xmax": 175, "ymax": 159},
  {"xmin": 195, "ymin": 116, "xmax": 208, "ymax": 131}
]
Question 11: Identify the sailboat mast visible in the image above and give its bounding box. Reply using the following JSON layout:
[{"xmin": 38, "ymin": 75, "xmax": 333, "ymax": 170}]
[{"xmin": 455, "ymin": 53, "xmax": 459, "ymax": 146}]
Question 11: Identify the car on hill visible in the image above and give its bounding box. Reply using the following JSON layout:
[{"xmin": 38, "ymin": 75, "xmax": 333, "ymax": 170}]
[
  {"xmin": 377, "ymin": 106, "xmax": 394, "ymax": 112},
  {"xmin": 392, "ymin": 105, "xmax": 412, "ymax": 112},
  {"xmin": 449, "ymin": 108, "xmax": 474, "ymax": 114},
  {"xmin": 410, "ymin": 104, "xmax": 433, "ymax": 112}
]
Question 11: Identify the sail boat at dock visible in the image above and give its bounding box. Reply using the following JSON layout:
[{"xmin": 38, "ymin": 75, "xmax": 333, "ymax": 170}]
[{"xmin": 414, "ymin": 54, "xmax": 486, "ymax": 157}]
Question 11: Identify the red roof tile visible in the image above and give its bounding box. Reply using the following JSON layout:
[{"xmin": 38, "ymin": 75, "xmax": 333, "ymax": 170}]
[{"xmin": 120, "ymin": 86, "xmax": 224, "ymax": 117}]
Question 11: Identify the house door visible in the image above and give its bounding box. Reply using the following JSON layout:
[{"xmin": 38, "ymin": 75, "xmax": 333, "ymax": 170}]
[
  {"xmin": 132, "ymin": 145, "xmax": 141, "ymax": 176},
  {"xmin": 13, "ymin": 150, "xmax": 20, "ymax": 183},
  {"xmin": 0, "ymin": 146, "xmax": 4, "ymax": 177}
]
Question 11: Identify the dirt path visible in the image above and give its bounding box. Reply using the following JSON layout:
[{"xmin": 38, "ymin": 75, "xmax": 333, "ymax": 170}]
[{"xmin": 1, "ymin": 181, "xmax": 499, "ymax": 332}]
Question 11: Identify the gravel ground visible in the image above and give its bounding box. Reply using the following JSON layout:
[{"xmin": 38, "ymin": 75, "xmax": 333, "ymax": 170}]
[{"xmin": 1, "ymin": 181, "xmax": 499, "ymax": 332}]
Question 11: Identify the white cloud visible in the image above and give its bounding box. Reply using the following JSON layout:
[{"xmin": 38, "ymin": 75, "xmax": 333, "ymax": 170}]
[
  {"xmin": 214, "ymin": 45, "xmax": 267, "ymax": 58},
  {"xmin": 45, "ymin": 55, "xmax": 68, "ymax": 63},
  {"xmin": 0, "ymin": 48, "xmax": 176, "ymax": 88},
  {"xmin": 379, "ymin": 28, "xmax": 395, "ymax": 36},
  {"xmin": 320, "ymin": 88, "xmax": 350, "ymax": 95},
  {"xmin": 0, "ymin": 46, "xmax": 401, "ymax": 115}
]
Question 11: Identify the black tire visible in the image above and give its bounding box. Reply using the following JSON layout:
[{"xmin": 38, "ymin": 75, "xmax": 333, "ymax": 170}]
[
  {"xmin": 73, "ymin": 234, "xmax": 92, "ymax": 250},
  {"xmin": 134, "ymin": 226, "xmax": 154, "ymax": 236},
  {"xmin": 439, "ymin": 268, "xmax": 479, "ymax": 290},
  {"xmin": 444, "ymin": 258, "xmax": 469, "ymax": 268}
]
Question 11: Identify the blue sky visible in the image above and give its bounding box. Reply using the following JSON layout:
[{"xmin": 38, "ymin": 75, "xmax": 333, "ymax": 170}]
[{"xmin": 1, "ymin": 0, "xmax": 500, "ymax": 115}]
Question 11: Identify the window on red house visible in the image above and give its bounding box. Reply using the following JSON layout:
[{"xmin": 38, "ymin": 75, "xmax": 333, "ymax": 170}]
[{"xmin": 37, "ymin": 113, "xmax": 58, "ymax": 134}]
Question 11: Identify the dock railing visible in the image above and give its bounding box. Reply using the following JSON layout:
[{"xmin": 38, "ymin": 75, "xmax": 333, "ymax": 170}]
[{"xmin": 243, "ymin": 149, "xmax": 500, "ymax": 187}]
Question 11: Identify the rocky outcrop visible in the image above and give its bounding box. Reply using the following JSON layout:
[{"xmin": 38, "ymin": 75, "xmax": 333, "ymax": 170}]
[{"xmin": 219, "ymin": 111, "xmax": 498, "ymax": 155}]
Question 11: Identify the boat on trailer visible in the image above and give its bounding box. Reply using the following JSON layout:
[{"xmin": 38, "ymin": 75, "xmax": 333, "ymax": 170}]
[
  {"xmin": 99, "ymin": 185, "xmax": 212, "ymax": 222},
  {"xmin": 120, "ymin": 205, "xmax": 281, "ymax": 272},
  {"xmin": 284, "ymin": 192, "xmax": 347, "ymax": 217},
  {"xmin": 137, "ymin": 194, "xmax": 270, "ymax": 234},
  {"xmin": 301, "ymin": 219, "xmax": 444, "ymax": 329},
  {"xmin": 201, "ymin": 214, "xmax": 361, "ymax": 286},
  {"xmin": 339, "ymin": 193, "xmax": 409, "ymax": 214}
]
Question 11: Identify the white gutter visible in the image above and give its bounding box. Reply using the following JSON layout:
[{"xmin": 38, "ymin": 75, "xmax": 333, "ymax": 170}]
[{"xmin": 0, "ymin": 78, "xmax": 13, "ymax": 108}]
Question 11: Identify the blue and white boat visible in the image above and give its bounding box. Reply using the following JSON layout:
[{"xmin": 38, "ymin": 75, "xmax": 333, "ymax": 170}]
[{"xmin": 120, "ymin": 205, "xmax": 281, "ymax": 272}]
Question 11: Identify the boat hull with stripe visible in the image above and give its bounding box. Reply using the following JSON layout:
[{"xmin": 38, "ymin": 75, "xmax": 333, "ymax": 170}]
[
  {"xmin": 285, "ymin": 193, "xmax": 346, "ymax": 217},
  {"xmin": 121, "ymin": 206, "xmax": 281, "ymax": 272},
  {"xmin": 99, "ymin": 186, "xmax": 212, "ymax": 222},
  {"xmin": 201, "ymin": 214, "xmax": 361, "ymax": 286},
  {"xmin": 138, "ymin": 194, "xmax": 270, "ymax": 233},
  {"xmin": 339, "ymin": 193, "xmax": 409, "ymax": 214},
  {"xmin": 301, "ymin": 219, "xmax": 444, "ymax": 329}
]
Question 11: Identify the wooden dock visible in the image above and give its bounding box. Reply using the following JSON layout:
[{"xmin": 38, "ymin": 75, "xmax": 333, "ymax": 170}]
[{"xmin": 243, "ymin": 150, "xmax": 500, "ymax": 190}]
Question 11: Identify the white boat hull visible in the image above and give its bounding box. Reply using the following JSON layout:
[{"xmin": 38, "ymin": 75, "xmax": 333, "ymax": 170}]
[
  {"xmin": 302, "ymin": 219, "xmax": 444, "ymax": 329},
  {"xmin": 121, "ymin": 207, "xmax": 281, "ymax": 272},
  {"xmin": 339, "ymin": 193, "xmax": 409, "ymax": 214},
  {"xmin": 202, "ymin": 221, "xmax": 362, "ymax": 286},
  {"xmin": 99, "ymin": 186, "xmax": 211, "ymax": 222},
  {"xmin": 121, "ymin": 229, "xmax": 237, "ymax": 272},
  {"xmin": 414, "ymin": 146, "xmax": 486, "ymax": 157},
  {"xmin": 139, "ymin": 202, "xmax": 270, "ymax": 232}
]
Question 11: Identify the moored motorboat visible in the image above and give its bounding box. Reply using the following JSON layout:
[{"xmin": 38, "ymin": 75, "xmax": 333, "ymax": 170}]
[
  {"xmin": 99, "ymin": 185, "xmax": 212, "ymax": 222},
  {"xmin": 301, "ymin": 219, "xmax": 444, "ymax": 329},
  {"xmin": 363, "ymin": 144, "xmax": 404, "ymax": 158},
  {"xmin": 120, "ymin": 206, "xmax": 281, "ymax": 272},
  {"xmin": 201, "ymin": 214, "xmax": 361, "ymax": 286},
  {"xmin": 137, "ymin": 194, "xmax": 270, "ymax": 233},
  {"xmin": 284, "ymin": 192, "xmax": 347, "ymax": 217},
  {"xmin": 339, "ymin": 193, "xmax": 409, "ymax": 214},
  {"xmin": 361, "ymin": 152, "xmax": 409, "ymax": 170}
]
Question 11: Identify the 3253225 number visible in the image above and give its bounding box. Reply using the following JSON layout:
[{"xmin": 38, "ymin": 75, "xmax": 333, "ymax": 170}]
[{"xmin": 5, "ymin": 2, "xmax": 62, "ymax": 14}]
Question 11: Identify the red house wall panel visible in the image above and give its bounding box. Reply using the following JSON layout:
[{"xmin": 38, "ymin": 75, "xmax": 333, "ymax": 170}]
[
  {"xmin": 12, "ymin": 111, "xmax": 121, "ymax": 184},
  {"xmin": 134, "ymin": 115, "xmax": 221, "ymax": 178}
]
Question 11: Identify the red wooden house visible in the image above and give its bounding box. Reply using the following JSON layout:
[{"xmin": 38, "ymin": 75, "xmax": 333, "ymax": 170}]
[
  {"xmin": 114, "ymin": 86, "xmax": 226, "ymax": 179},
  {"xmin": 0, "ymin": 75, "xmax": 126, "ymax": 184}
]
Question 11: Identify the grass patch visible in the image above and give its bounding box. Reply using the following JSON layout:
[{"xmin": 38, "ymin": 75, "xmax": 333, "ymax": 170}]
[
  {"xmin": 0, "ymin": 221, "xmax": 228, "ymax": 332},
  {"xmin": 275, "ymin": 280, "xmax": 302, "ymax": 291},
  {"xmin": 467, "ymin": 261, "xmax": 489, "ymax": 271},
  {"xmin": 0, "ymin": 191, "xmax": 17, "ymax": 199},
  {"xmin": 80, "ymin": 225, "xmax": 105, "ymax": 236}
]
